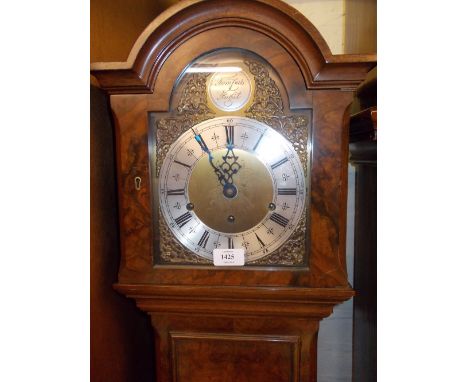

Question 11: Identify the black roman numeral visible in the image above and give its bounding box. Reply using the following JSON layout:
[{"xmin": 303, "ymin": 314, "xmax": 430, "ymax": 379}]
[
  {"xmin": 174, "ymin": 160, "xmax": 191, "ymax": 168},
  {"xmin": 174, "ymin": 212, "xmax": 192, "ymax": 228},
  {"xmin": 198, "ymin": 230, "xmax": 210, "ymax": 249},
  {"xmin": 278, "ymin": 188, "xmax": 297, "ymax": 196},
  {"xmin": 270, "ymin": 213, "xmax": 289, "ymax": 228},
  {"xmin": 167, "ymin": 189, "xmax": 185, "ymax": 196},
  {"xmin": 228, "ymin": 237, "xmax": 234, "ymax": 249},
  {"xmin": 271, "ymin": 157, "xmax": 289, "ymax": 170},
  {"xmin": 225, "ymin": 125, "xmax": 235, "ymax": 146},
  {"xmin": 255, "ymin": 233, "xmax": 265, "ymax": 247}
]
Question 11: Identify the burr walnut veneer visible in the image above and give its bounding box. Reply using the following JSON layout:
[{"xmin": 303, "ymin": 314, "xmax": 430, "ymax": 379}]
[{"xmin": 91, "ymin": 1, "xmax": 376, "ymax": 381}]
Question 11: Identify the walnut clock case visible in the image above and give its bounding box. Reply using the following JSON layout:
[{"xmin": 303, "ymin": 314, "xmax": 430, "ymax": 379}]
[{"xmin": 91, "ymin": 1, "xmax": 376, "ymax": 381}]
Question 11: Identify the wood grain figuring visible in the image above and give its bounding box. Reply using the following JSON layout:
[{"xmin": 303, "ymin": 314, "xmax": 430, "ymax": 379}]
[
  {"xmin": 151, "ymin": 314, "xmax": 318, "ymax": 382},
  {"xmin": 109, "ymin": 95, "xmax": 153, "ymax": 274},
  {"xmin": 171, "ymin": 332, "xmax": 299, "ymax": 382},
  {"xmin": 310, "ymin": 90, "xmax": 354, "ymax": 287}
]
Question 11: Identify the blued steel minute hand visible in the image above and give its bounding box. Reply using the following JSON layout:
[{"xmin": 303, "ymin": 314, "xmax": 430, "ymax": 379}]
[{"xmin": 192, "ymin": 130, "xmax": 226, "ymax": 186}]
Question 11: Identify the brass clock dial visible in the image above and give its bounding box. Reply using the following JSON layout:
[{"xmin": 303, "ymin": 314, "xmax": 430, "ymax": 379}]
[{"xmin": 159, "ymin": 116, "xmax": 306, "ymax": 262}]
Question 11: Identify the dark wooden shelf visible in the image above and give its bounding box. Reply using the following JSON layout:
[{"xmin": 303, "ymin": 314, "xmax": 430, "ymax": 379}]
[
  {"xmin": 349, "ymin": 99, "xmax": 376, "ymax": 382},
  {"xmin": 350, "ymin": 107, "xmax": 377, "ymax": 143}
]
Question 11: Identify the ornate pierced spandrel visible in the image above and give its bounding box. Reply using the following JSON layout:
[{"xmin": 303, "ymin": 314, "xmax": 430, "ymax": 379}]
[
  {"xmin": 249, "ymin": 213, "xmax": 307, "ymax": 266},
  {"xmin": 155, "ymin": 73, "xmax": 215, "ymax": 176},
  {"xmin": 244, "ymin": 60, "xmax": 309, "ymax": 173},
  {"xmin": 158, "ymin": 208, "xmax": 211, "ymax": 265}
]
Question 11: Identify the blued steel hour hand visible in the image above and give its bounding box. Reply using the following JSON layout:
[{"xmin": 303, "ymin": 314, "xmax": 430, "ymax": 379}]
[{"xmin": 193, "ymin": 127, "xmax": 241, "ymax": 199}]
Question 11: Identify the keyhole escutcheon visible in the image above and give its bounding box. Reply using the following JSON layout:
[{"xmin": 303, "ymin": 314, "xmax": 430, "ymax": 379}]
[{"xmin": 134, "ymin": 176, "xmax": 142, "ymax": 191}]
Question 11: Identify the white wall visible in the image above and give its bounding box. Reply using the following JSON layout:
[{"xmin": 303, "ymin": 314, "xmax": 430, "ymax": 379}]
[{"xmin": 284, "ymin": 0, "xmax": 345, "ymax": 54}]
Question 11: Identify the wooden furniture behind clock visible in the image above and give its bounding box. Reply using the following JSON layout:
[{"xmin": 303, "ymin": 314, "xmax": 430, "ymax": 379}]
[
  {"xmin": 350, "ymin": 73, "xmax": 377, "ymax": 382},
  {"xmin": 91, "ymin": 1, "xmax": 376, "ymax": 381}
]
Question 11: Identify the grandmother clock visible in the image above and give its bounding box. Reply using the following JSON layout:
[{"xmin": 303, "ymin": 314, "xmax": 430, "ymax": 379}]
[{"xmin": 91, "ymin": 1, "xmax": 376, "ymax": 381}]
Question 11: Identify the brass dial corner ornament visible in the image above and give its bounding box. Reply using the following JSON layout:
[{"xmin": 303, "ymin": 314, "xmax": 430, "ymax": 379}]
[
  {"xmin": 244, "ymin": 60, "xmax": 309, "ymax": 173},
  {"xmin": 155, "ymin": 73, "xmax": 215, "ymax": 177}
]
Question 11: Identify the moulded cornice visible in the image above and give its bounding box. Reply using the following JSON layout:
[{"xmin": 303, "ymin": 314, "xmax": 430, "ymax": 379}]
[{"xmin": 114, "ymin": 284, "xmax": 355, "ymax": 318}]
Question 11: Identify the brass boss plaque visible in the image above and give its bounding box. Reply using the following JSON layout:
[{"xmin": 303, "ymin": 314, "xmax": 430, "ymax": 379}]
[{"xmin": 208, "ymin": 70, "xmax": 252, "ymax": 112}]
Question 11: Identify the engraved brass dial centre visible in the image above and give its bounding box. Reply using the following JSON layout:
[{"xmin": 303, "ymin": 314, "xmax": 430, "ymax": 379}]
[{"xmin": 188, "ymin": 149, "xmax": 273, "ymax": 233}]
